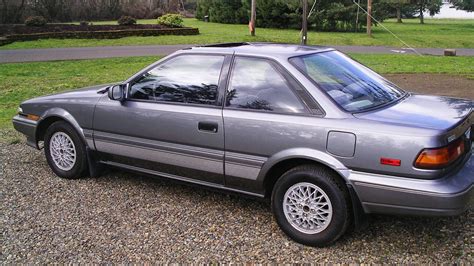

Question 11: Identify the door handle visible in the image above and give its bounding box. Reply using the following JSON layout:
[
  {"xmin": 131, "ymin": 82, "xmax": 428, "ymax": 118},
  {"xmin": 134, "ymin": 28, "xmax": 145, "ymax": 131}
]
[{"xmin": 198, "ymin": 121, "xmax": 218, "ymax": 133}]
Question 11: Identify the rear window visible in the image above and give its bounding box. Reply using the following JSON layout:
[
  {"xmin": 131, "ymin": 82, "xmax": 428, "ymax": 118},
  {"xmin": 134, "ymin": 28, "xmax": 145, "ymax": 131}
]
[{"xmin": 290, "ymin": 51, "xmax": 406, "ymax": 112}]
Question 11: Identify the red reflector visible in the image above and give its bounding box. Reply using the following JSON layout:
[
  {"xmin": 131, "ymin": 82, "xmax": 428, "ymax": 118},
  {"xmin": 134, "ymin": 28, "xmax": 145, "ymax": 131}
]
[{"xmin": 380, "ymin": 158, "xmax": 401, "ymax": 166}]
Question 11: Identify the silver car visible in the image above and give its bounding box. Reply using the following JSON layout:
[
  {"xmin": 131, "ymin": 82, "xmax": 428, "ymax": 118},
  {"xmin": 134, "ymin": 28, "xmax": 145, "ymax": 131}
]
[{"xmin": 12, "ymin": 43, "xmax": 473, "ymax": 246}]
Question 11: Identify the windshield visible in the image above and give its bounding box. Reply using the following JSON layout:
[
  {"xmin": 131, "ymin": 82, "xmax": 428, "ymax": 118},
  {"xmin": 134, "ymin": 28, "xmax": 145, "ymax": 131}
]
[{"xmin": 290, "ymin": 51, "xmax": 406, "ymax": 112}]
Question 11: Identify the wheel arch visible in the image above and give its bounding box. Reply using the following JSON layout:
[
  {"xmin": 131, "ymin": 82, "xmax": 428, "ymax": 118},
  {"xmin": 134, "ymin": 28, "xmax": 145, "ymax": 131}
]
[
  {"xmin": 36, "ymin": 108, "xmax": 87, "ymax": 147},
  {"xmin": 258, "ymin": 148, "xmax": 350, "ymax": 198}
]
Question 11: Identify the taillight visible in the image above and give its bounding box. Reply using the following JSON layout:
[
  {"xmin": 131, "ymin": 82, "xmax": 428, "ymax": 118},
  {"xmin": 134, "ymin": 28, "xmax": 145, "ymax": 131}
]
[{"xmin": 415, "ymin": 138, "xmax": 465, "ymax": 169}]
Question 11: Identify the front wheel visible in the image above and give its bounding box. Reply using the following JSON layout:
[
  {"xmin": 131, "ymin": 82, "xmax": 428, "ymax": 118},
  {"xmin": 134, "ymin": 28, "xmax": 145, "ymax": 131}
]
[
  {"xmin": 44, "ymin": 121, "xmax": 88, "ymax": 179},
  {"xmin": 271, "ymin": 165, "xmax": 351, "ymax": 247}
]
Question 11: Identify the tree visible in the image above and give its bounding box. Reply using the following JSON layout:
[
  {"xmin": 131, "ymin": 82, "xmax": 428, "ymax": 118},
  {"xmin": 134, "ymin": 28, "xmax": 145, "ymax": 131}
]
[
  {"xmin": 197, "ymin": 0, "xmax": 248, "ymax": 24},
  {"xmin": 30, "ymin": 0, "xmax": 68, "ymax": 21},
  {"xmin": 195, "ymin": 0, "xmax": 210, "ymax": 19},
  {"xmin": 167, "ymin": 0, "xmax": 179, "ymax": 13},
  {"xmin": 412, "ymin": 0, "xmax": 442, "ymax": 24},
  {"xmin": 382, "ymin": 0, "xmax": 411, "ymax": 22},
  {"xmin": 254, "ymin": 0, "xmax": 301, "ymax": 29},
  {"xmin": 0, "ymin": 0, "xmax": 26, "ymax": 23},
  {"xmin": 380, "ymin": 0, "xmax": 423, "ymax": 23},
  {"xmin": 195, "ymin": 0, "xmax": 394, "ymax": 32},
  {"xmin": 450, "ymin": 0, "xmax": 474, "ymax": 11}
]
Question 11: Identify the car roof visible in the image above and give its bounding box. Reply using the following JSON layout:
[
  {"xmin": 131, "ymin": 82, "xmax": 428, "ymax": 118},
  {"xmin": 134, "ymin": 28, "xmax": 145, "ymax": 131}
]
[{"xmin": 183, "ymin": 42, "xmax": 335, "ymax": 57}]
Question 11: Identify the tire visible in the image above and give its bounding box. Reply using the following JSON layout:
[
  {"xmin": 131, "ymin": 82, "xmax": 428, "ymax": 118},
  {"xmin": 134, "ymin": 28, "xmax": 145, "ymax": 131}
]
[
  {"xmin": 44, "ymin": 121, "xmax": 88, "ymax": 179},
  {"xmin": 271, "ymin": 164, "xmax": 351, "ymax": 247}
]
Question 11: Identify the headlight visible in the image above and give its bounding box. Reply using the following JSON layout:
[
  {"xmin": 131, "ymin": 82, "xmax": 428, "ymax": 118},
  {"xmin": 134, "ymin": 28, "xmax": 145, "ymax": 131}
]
[{"xmin": 17, "ymin": 107, "xmax": 23, "ymax": 114}]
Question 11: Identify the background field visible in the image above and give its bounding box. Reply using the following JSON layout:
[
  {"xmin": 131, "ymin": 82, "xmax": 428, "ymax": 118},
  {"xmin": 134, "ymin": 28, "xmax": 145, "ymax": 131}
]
[{"xmin": 1, "ymin": 18, "xmax": 474, "ymax": 50}]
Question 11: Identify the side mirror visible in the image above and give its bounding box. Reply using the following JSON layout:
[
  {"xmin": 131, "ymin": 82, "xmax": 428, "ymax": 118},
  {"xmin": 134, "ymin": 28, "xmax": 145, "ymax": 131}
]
[{"xmin": 108, "ymin": 84, "xmax": 125, "ymax": 101}]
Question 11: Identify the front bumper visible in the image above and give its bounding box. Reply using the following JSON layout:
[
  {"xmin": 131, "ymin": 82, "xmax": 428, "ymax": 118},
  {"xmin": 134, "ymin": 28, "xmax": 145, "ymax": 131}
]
[
  {"xmin": 12, "ymin": 115, "xmax": 39, "ymax": 149},
  {"xmin": 349, "ymin": 154, "xmax": 473, "ymax": 216}
]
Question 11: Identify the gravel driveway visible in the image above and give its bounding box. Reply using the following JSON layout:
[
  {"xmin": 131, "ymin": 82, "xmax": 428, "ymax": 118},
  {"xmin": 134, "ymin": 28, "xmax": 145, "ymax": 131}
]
[{"xmin": 1, "ymin": 74, "xmax": 473, "ymax": 263}]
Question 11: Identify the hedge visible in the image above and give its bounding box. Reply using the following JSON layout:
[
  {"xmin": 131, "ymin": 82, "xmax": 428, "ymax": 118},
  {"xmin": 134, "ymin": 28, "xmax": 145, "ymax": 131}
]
[{"xmin": 0, "ymin": 27, "xmax": 199, "ymax": 46}]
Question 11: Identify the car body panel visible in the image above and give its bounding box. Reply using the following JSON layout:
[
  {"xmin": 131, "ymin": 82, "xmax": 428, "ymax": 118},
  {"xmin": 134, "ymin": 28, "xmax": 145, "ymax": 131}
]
[
  {"xmin": 12, "ymin": 43, "xmax": 473, "ymax": 217},
  {"xmin": 12, "ymin": 115, "xmax": 38, "ymax": 148},
  {"xmin": 355, "ymin": 94, "xmax": 472, "ymax": 131},
  {"xmin": 18, "ymin": 84, "xmax": 109, "ymax": 148},
  {"xmin": 349, "ymin": 153, "xmax": 473, "ymax": 216},
  {"xmin": 93, "ymin": 97, "xmax": 226, "ymax": 184},
  {"xmin": 223, "ymin": 109, "xmax": 344, "ymax": 193}
]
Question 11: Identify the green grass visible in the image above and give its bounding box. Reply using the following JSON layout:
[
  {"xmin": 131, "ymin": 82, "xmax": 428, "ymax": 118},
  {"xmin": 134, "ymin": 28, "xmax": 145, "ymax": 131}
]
[
  {"xmin": 350, "ymin": 54, "xmax": 474, "ymax": 76},
  {"xmin": 1, "ymin": 18, "xmax": 473, "ymax": 50},
  {"xmin": 0, "ymin": 56, "xmax": 158, "ymax": 130},
  {"xmin": 1, "ymin": 54, "xmax": 473, "ymax": 132}
]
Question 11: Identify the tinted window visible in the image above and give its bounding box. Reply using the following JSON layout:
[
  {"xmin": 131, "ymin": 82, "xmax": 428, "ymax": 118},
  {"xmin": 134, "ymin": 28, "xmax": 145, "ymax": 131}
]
[
  {"xmin": 226, "ymin": 57, "xmax": 307, "ymax": 113},
  {"xmin": 290, "ymin": 51, "xmax": 406, "ymax": 112},
  {"xmin": 129, "ymin": 55, "xmax": 224, "ymax": 105}
]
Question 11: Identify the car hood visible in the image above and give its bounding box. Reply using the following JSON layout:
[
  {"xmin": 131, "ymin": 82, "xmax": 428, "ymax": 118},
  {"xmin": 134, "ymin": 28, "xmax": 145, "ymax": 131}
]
[
  {"xmin": 23, "ymin": 84, "xmax": 112, "ymax": 104},
  {"xmin": 354, "ymin": 94, "xmax": 473, "ymax": 131}
]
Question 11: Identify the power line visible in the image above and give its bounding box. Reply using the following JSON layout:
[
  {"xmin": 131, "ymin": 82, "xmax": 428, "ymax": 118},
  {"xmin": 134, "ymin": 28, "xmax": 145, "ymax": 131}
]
[
  {"xmin": 352, "ymin": 0, "xmax": 423, "ymax": 56},
  {"xmin": 308, "ymin": 0, "xmax": 317, "ymax": 18}
]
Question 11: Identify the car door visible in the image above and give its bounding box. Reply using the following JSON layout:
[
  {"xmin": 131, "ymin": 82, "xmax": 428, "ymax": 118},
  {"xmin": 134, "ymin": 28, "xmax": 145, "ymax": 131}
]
[
  {"xmin": 223, "ymin": 56, "xmax": 324, "ymax": 194},
  {"xmin": 93, "ymin": 53, "xmax": 231, "ymax": 185}
]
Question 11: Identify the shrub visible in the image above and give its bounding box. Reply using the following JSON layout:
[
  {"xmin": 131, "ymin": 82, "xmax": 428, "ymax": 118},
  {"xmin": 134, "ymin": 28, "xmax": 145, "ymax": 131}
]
[
  {"xmin": 157, "ymin": 14, "xmax": 184, "ymax": 27},
  {"xmin": 2, "ymin": 28, "xmax": 199, "ymax": 45},
  {"xmin": 79, "ymin": 21, "xmax": 90, "ymax": 26},
  {"xmin": 24, "ymin": 16, "xmax": 47, "ymax": 27},
  {"xmin": 117, "ymin": 16, "xmax": 137, "ymax": 26}
]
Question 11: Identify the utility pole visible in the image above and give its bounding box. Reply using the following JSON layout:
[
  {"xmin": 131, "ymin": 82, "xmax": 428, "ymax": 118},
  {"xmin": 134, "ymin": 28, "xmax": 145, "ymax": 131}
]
[
  {"xmin": 367, "ymin": 0, "xmax": 372, "ymax": 36},
  {"xmin": 301, "ymin": 0, "xmax": 308, "ymax": 45},
  {"xmin": 250, "ymin": 0, "xmax": 256, "ymax": 36}
]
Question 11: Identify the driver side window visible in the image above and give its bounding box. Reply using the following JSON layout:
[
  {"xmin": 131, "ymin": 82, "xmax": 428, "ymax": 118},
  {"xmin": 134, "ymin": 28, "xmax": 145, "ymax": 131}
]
[{"xmin": 129, "ymin": 55, "xmax": 225, "ymax": 106}]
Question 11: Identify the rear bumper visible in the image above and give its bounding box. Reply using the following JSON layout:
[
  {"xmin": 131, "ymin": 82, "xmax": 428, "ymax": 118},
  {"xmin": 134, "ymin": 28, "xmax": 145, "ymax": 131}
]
[
  {"xmin": 12, "ymin": 115, "xmax": 39, "ymax": 149},
  {"xmin": 349, "ymin": 154, "xmax": 473, "ymax": 216}
]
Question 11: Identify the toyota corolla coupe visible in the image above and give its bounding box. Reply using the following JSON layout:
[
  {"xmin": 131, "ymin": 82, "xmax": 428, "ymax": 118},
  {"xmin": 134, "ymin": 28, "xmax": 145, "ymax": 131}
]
[{"xmin": 13, "ymin": 43, "xmax": 473, "ymax": 246}]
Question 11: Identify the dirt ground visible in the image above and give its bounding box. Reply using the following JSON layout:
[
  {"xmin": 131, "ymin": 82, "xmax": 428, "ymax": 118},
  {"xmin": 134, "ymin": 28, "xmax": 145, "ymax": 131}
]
[{"xmin": 386, "ymin": 73, "xmax": 474, "ymax": 99}]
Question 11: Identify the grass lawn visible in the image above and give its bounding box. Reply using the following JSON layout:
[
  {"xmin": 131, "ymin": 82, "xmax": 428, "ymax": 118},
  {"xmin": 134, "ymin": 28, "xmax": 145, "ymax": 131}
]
[
  {"xmin": 1, "ymin": 18, "xmax": 473, "ymax": 50},
  {"xmin": 1, "ymin": 53, "xmax": 473, "ymax": 132}
]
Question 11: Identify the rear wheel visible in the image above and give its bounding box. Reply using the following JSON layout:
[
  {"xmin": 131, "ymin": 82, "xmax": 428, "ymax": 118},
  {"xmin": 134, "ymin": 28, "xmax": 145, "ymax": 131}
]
[
  {"xmin": 44, "ymin": 121, "xmax": 87, "ymax": 179},
  {"xmin": 271, "ymin": 165, "xmax": 351, "ymax": 247}
]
